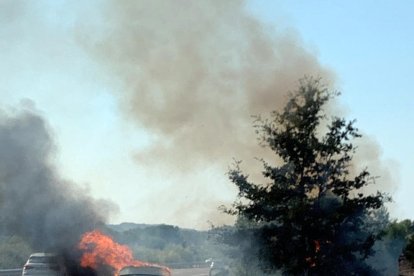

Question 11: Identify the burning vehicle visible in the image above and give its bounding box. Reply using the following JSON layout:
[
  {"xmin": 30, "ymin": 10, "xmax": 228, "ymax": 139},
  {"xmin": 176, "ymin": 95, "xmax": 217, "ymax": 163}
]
[
  {"xmin": 77, "ymin": 230, "xmax": 170, "ymax": 276},
  {"xmin": 17, "ymin": 229, "xmax": 171, "ymax": 276},
  {"xmin": 17, "ymin": 230, "xmax": 171, "ymax": 276}
]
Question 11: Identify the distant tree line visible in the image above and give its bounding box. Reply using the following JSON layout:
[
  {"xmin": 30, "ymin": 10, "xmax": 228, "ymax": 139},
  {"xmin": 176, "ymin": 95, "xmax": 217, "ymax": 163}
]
[{"xmin": 103, "ymin": 223, "xmax": 225, "ymax": 266}]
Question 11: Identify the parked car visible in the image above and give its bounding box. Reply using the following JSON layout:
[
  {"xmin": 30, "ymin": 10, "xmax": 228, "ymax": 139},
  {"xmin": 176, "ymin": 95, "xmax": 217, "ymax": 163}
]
[
  {"xmin": 118, "ymin": 266, "xmax": 170, "ymax": 276},
  {"xmin": 22, "ymin": 253, "xmax": 67, "ymax": 276}
]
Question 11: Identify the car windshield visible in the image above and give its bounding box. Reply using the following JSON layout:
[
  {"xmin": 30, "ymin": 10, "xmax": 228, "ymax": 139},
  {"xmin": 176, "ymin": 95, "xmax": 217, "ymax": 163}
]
[{"xmin": 29, "ymin": 256, "xmax": 58, "ymax": 264}]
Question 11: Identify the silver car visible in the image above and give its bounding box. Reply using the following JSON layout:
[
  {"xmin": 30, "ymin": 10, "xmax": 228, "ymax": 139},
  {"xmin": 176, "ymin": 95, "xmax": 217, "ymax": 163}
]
[
  {"xmin": 118, "ymin": 266, "xmax": 170, "ymax": 276},
  {"xmin": 22, "ymin": 253, "xmax": 67, "ymax": 276}
]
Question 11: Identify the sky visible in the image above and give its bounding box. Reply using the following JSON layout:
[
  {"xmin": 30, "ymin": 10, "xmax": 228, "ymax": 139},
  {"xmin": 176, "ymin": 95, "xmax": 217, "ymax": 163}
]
[{"xmin": 0, "ymin": 0, "xmax": 413, "ymax": 229}]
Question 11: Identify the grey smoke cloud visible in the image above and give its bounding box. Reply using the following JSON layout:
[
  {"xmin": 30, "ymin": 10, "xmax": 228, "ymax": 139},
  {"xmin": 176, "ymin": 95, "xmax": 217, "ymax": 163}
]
[
  {"xmin": 77, "ymin": 0, "xmax": 333, "ymax": 169},
  {"xmin": 76, "ymin": 0, "xmax": 396, "ymax": 226},
  {"xmin": 0, "ymin": 106, "xmax": 117, "ymax": 250}
]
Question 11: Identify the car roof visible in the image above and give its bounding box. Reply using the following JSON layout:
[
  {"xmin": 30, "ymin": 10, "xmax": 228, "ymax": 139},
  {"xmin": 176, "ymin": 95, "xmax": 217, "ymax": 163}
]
[
  {"xmin": 29, "ymin": 253, "xmax": 58, "ymax": 257},
  {"xmin": 118, "ymin": 266, "xmax": 169, "ymax": 276}
]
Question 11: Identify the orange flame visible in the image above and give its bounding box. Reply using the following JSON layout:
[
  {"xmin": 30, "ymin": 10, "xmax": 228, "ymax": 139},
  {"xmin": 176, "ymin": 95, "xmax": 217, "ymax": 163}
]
[
  {"xmin": 305, "ymin": 240, "xmax": 321, "ymax": 268},
  {"xmin": 314, "ymin": 240, "xmax": 320, "ymax": 252},
  {"xmin": 78, "ymin": 230, "xmax": 168, "ymax": 275}
]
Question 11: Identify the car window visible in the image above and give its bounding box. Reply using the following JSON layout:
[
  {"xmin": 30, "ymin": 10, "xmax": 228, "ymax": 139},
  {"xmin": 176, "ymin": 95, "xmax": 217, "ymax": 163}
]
[{"xmin": 29, "ymin": 256, "xmax": 58, "ymax": 264}]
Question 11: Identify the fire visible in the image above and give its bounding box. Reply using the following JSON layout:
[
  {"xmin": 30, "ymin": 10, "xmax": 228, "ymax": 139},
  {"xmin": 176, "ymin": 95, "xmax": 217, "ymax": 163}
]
[
  {"xmin": 306, "ymin": 240, "xmax": 321, "ymax": 268},
  {"xmin": 314, "ymin": 240, "xmax": 320, "ymax": 252},
  {"xmin": 78, "ymin": 230, "xmax": 168, "ymax": 275}
]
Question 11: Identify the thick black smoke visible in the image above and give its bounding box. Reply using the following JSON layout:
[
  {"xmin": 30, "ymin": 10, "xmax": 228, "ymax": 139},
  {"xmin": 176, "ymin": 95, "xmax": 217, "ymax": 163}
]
[{"xmin": 0, "ymin": 106, "xmax": 117, "ymax": 253}]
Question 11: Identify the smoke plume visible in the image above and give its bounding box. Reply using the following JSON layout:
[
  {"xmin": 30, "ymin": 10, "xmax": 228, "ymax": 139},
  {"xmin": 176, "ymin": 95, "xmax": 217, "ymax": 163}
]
[
  {"xmin": 78, "ymin": 0, "xmax": 333, "ymax": 170},
  {"xmin": 76, "ymin": 0, "xmax": 333, "ymax": 226},
  {"xmin": 0, "ymin": 105, "xmax": 117, "ymax": 251},
  {"xmin": 75, "ymin": 0, "xmax": 395, "ymax": 226}
]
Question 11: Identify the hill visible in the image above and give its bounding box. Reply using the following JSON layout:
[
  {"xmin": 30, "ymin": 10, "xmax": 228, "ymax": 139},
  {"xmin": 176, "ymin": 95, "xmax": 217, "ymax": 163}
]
[{"xmin": 101, "ymin": 223, "xmax": 225, "ymax": 267}]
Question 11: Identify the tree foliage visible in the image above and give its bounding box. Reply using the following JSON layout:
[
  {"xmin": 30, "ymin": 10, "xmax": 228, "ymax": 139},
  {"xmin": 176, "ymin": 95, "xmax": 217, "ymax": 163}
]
[
  {"xmin": 226, "ymin": 78, "xmax": 389, "ymax": 275},
  {"xmin": 404, "ymin": 235, "xmax": 414, "ymax": 265},
  {"xmin": 391, "ymin": 220, "xmax": 414, "ymax": 266}
]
